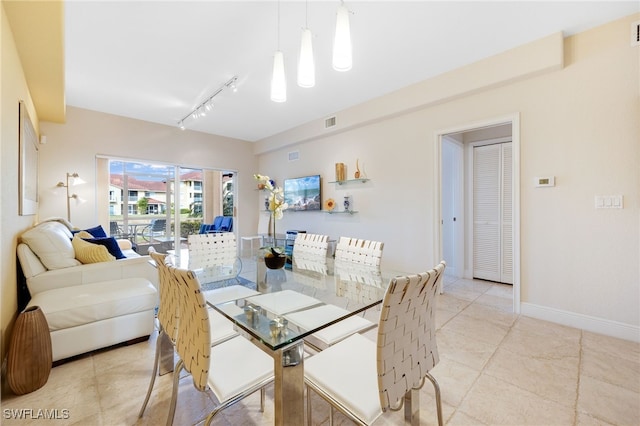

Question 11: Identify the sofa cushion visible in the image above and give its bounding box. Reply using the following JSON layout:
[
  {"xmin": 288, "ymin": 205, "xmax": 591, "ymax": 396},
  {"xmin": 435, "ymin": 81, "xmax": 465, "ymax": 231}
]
[
  {"xmin": 71, "ymin": 225, "xmax": 107, "ymax": 238},
  {"xmin": 21, "ymin": 221, "xmax": 80, "ymax": 270},
  {"xmin": 83, "ymin": 237, "xmax": 126, "ymax": 259},
  {"xmin": 72, "ymin": 236, "xmax": 115, "ymax": 263},
  {"xmin": 28, "ymin": 278, "xmax": 157, "ymax": 331}
]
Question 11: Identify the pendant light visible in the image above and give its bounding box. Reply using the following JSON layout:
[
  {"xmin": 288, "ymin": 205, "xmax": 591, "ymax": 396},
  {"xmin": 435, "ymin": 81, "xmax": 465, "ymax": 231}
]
[
  {"xmin": 271, "ymin": 1, "xmax": 287, "ymax": 102},
  {"xmin": 332, "ymin": 1, "xmax": 352, "ymax": 72},
  {"xmin": 297, "ymin": 0, "xmax": 315, "ymax": 88}
]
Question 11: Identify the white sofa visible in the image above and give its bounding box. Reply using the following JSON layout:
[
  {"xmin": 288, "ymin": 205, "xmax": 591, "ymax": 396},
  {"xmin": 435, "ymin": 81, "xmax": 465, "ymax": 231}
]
[{"xmin": 16, "ymin": 219, "xmax": 159, "ymax": 362}]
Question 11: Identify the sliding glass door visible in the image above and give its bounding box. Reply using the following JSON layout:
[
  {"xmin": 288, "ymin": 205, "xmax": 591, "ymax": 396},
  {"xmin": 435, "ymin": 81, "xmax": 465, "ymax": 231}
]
[{"xmin": 106, "ymin": 159, "xmax": 235, "ymax": 254}]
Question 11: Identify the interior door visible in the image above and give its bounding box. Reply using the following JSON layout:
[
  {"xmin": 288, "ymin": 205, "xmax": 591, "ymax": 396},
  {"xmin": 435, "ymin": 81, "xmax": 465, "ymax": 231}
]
[{"xmin": 473, "ymin": 142, "xmax": 513, "ymax": 284}]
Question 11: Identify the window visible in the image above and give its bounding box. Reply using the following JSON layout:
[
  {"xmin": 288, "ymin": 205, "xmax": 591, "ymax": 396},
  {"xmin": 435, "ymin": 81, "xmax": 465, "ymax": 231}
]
[{"xmin": 105, "ymin": 159, "xmax": 235, "ymax": 254}]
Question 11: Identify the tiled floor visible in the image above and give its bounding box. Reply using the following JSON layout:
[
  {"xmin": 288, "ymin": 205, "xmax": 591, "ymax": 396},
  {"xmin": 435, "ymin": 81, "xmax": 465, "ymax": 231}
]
[{"xmin": 2, "ymin": 261, "xmax": 639, "ymax": 425}]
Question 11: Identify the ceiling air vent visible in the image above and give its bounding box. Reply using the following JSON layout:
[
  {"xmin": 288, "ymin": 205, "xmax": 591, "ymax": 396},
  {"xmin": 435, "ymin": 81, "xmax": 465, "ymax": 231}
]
[
  {"xmin": 632, "ymin": 21, "xmax": 640, "ymax": 47},
  {"xmin": 325, "ymin": 116, "xmax": 337, "ymax": 129},
  {"xmin": 288, "ymin": 151, "xmax": 299, "ymax": 162}
]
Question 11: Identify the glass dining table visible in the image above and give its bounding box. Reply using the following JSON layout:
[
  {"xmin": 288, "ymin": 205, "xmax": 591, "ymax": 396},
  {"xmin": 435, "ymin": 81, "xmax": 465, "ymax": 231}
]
[{"xmin": 204, "ymin": 256, "xmax": 402, "ymax": 426}]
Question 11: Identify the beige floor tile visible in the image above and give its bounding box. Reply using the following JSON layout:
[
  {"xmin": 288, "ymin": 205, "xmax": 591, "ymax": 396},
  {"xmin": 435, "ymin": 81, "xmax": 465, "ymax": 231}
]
[
  {"xmin": 459, "ymin": 374, "xmax": 575, "ymax": 425},
  {"xmin": 581, "ymin": 346, "xmax": 640, "ymax": 393},
  {"xmin": 437, "ymin": 327, "xmax": 499, "ymax": 371},
  {"xmin": 447, "ymin": 409, "xmax": 488, "ymax": 425},
  {"xmin": 484, "ymin": 346, "xmax": 579, "ymax": 407},
  {"xmin": 473, "ymin": 293, "xmax": 514, "ymax": 313},
  {"xmin": 575, "ymin": 411, "xmax": 616, "ymax": 426},
  {"xmin": 484, "ymin": 283, "xmax": 513, "ymax": 299},
  {"xmin": 578, "ymin": 375, "xmax": 640, "ymax": 425},
  {"xmin": 501, "ymin": 321, "xmax": 580, "ymax": 360},
  {"xmin": 440, "ymin": 312, "xmax": 511, "ymax": 346},
  {"xmin": 429, "ymin": 357, "xmax": 481, "ymax": 407},
  {"xmin": 582, "ymin": 330, "xmax": 640, "ymax": 364},
  {"xmin": 457, "ymin": 302, "xmax": 518, "ymax": 328}
]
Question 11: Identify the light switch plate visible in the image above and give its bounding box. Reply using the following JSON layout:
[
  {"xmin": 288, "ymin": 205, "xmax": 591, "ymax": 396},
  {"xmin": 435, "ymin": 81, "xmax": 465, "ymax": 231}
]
[{"xmin": 595, "ymin": 195, "xmax": 623, "ymax": 209}]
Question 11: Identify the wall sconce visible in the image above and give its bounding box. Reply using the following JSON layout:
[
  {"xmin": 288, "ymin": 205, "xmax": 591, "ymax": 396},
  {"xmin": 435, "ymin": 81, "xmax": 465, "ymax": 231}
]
[{"xmin": 56, "ymin": 172, "xmax": 86, "ymax": 222}]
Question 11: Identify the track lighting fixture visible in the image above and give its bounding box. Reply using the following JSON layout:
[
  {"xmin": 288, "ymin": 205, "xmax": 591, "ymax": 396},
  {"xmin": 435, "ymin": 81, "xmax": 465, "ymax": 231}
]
[{"xmin": 177, "ymin": 75, "xmax": 238, "ymax": 130}]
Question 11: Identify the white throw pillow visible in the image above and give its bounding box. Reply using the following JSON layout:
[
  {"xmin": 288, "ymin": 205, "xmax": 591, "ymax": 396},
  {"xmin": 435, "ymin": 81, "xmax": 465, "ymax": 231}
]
[{"xmin": 20, "ymin": 221, "xmax": 81, "ymax": 270}]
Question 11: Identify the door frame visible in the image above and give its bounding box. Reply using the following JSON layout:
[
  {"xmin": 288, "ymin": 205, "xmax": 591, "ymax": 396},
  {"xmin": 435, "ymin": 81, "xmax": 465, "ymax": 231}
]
[{"xmin": 434, "ymin": 113, "xmax": 521, "ymax": 314}]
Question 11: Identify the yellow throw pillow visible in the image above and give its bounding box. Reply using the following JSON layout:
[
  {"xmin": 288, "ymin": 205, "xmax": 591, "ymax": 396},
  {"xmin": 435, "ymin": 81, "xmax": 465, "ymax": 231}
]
[
  {"xmin": 72, "ymin": 236, "xmax": 115, "ymax": 264},
  {"xmin": 76, "ymin": 230, "xmax": 94, "ymax": 239}
]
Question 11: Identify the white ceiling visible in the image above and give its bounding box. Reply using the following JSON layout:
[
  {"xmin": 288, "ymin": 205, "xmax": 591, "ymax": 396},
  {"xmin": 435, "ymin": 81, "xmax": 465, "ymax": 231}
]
[{"xmin": 65, "ymin": 1, "xmax": 638, "ymax": 142}]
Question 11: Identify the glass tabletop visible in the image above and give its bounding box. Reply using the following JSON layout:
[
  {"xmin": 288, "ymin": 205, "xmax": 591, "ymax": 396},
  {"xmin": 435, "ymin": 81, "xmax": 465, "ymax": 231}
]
[{"xmin": 205, "ymin": 256, "xmax": 403, "ymax": 351}]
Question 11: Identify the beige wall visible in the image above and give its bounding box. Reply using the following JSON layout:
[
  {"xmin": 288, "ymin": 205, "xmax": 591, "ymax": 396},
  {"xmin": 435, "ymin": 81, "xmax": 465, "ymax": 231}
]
[
  {"xmin": 255, "ymin": 15, "xmax": 639, "ymax": 336},
  {"xmin": 38, "ymin": 106, "xmax": 258, "ymax": 231},
  {"xmin": 0, "ymin": 4, "xmax": 42, "ymax": 359}
]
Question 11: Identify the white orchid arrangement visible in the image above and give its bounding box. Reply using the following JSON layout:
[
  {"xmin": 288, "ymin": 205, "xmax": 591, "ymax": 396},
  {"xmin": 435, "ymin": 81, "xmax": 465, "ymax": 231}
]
[{"xmin": 254, "ymin": 174, "xmax": 288, "ymax": 256}]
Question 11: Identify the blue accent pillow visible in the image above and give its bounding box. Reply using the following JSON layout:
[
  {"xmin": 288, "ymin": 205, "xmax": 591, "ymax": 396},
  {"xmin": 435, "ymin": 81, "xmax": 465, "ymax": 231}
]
[
  {"xmin": 72, "ymin": 225, "xmax": 108, "ymax": 238},
  {"xmin": 84, "ymin": 237, "xmax": 126, "ymax": 259}
]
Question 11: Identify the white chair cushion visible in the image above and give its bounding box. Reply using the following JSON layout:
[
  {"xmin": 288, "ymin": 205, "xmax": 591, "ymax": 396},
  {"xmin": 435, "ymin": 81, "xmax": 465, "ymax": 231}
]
[
  {"xmin": 285, "ymin": 304, "xmax": 375, "ymax": 346},
  {"xmin": 208, "ymin": 304, "xmax": 242, "ymax": 345},
  {"xmin": 245, "ymin": 290, "xmax": 321, "ymax": 315},
  {"xmin": 208, "ymin": 335, "xmax": 274, "ymax": 403},
  {"xmin": 28, "ymin": 278, "xmax": 157, "ymax": 331},
  {"xmin": 305, "ymin": 333, "xmax": 382, "ymax": 425},
  {"xmin": 20, "ymin": 221, "xmax": 80, "ymax": 270},
  {"xmin": 203, "ymin": 285, "xmax": 259, "ymax": 305}
]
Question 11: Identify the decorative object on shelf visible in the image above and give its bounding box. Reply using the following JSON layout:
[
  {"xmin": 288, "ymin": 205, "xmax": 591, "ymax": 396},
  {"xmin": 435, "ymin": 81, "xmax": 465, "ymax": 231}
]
[
  {"xmin": 7, "ymin": 306, "xmax": 52, "ymax": 395},
  {"xmin": 324, "ymin": 198, "xmax": 336, "ymax": 211},
  {"xmin": 335, "ymin": 162, "xmax": 346, "ymax": 182},
  {"xmin": 354, "ymin": 159, "xmax": 361, "ymax": 178},
  {"xmin": 343, "ymin": 195, "xmax": 351, "ymax": 212},
  {"xmin": 255, "ymin": 174, "xmax": 288, "ymax": 268}
]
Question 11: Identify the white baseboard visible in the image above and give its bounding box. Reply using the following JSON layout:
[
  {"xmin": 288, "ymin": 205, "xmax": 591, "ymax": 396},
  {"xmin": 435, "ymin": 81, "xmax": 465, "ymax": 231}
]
[{"xmin": 521, "ymin": 303, "xmax": 640, "ymax": 343}]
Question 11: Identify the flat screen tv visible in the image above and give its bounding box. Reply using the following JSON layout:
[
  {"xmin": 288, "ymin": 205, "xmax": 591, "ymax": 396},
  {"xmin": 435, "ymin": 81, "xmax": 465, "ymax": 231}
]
[{"xmin": 284, "ymin": 174, "xmax": 321, "ymax": 211}]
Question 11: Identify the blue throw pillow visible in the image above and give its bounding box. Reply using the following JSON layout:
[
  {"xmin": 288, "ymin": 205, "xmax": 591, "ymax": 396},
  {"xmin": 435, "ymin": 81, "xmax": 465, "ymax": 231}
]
[
  {"xmin": 72, "ymin": 225, "xmax": 108, "ymax": 238},
  {"xmin": 84, "ymin": 237, "xmax": 126, "ymax": 259}
]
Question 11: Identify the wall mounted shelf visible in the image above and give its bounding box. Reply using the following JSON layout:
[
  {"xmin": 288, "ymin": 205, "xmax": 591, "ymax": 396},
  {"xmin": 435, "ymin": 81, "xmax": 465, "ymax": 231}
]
[
  {"xmin": 323, "ymin": 210, "xmax": 358, "ymax": 215},
  {"xmin": 327, "ymin": 178, "xmax": 370, "ymax": 185}
]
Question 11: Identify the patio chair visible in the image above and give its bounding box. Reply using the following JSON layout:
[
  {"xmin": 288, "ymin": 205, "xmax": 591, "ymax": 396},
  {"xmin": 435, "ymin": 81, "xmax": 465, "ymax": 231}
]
[
  {"xmin": 304, "ymin": 261, "xmax": 446, "ymax": 426},
  {"xmin": 109, "ymin": 221, "xmax": 124, "ymax": 238},
  {"xmin": 141, "ymin": 219, "xmax": 167, "ymax": 242}
]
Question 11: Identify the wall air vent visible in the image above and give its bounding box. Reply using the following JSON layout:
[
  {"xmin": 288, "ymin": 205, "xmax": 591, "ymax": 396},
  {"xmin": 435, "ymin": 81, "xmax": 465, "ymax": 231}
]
[
  {"xmin": 288, "ymin": 151, "xmax": 299, "ymax": 162},
  {"xmin": 632, "ymin": 21, "xmax": 640, "ymax": 47},
  {"xmin": 325, "ymin": 116, "xmax": 337, "ymax": 129}
]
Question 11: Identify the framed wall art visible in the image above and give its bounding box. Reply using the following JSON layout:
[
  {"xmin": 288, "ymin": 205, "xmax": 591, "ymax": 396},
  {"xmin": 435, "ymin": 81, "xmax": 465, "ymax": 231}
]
[{"xmin": 19, "ymin": 101, "xmax": 38, "ymax": 215}]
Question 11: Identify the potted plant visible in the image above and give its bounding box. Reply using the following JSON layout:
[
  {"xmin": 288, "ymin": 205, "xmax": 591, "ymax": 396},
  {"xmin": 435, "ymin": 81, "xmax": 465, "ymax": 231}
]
[{"xmin": 254, "ymin": 174, "xmax": 288, "ymax": 269}]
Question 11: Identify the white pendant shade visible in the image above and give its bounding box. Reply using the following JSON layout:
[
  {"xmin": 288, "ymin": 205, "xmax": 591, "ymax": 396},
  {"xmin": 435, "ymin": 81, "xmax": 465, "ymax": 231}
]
[
  {"xmin": 271, "ymin": 50, "xmax": 287, "ymax": 102},
  {"xmin": 332, "ymin": 3, "xmax": 352, "ymax": 72},
  {"xmin": 297, "ymin": 28, "xmax": 315, "ymax": 88}
]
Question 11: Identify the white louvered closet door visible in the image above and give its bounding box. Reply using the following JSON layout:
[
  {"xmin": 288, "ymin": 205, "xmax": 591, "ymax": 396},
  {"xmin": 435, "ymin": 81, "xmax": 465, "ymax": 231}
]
[{"xmin": 473, "ymin": 143, "xmax": 513, "ymax": 284}]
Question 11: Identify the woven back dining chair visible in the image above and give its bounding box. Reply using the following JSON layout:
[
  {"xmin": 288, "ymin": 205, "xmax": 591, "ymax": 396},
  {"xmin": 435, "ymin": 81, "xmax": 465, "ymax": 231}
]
[
  {"xmin": 334, "ymin": 237, "xmax": 384, "ymax": 267},
  {"xmin": 293, "ymin": 233, "xmax": 329, "ymax": 260},
  {"xmin": 304, "ymin": 261, "xmax": 446, "ymax": 426},
  {"xmin": 187, "ymin": 233, "xmax": 242, "ymax": 284},
  {"xmin": 165, "ymin": 264, "xmax": 273, "ymax": 426},
  {"xmin": 138, "ymin": 249, "xmax": 180, "ymax": 418}
]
